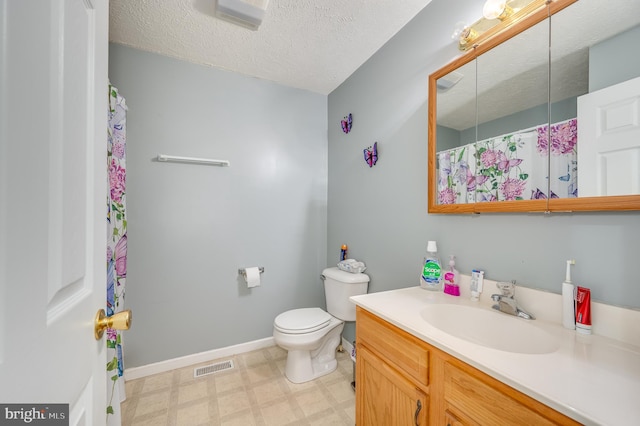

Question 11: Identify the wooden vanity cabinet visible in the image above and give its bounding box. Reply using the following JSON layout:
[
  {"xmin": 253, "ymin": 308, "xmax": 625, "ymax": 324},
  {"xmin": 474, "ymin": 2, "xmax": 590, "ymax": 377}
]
[
  {"xmin": 355, "ymin": 307, "xmax": 580, "ymax": 426},
  {"xmin": 356, "ymin": 306, "xmax": 429, "ymax": 425}
]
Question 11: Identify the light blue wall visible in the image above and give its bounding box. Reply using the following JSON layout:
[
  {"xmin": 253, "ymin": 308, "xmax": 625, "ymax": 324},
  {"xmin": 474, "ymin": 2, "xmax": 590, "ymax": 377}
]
[
  {"xmin": 589, "ymin": 25, "xmax": 640, "ymax": 92},
  {"xmin": 458, "ymin": 97, "xmax": 577, "ymax": 143},
  {"xmin": 328, "ymin": 0, "xmax": 640, "ymax": 343},
  {"xmin": 109, "ymin": 44, "xmax": 328, "ymax": 368}
]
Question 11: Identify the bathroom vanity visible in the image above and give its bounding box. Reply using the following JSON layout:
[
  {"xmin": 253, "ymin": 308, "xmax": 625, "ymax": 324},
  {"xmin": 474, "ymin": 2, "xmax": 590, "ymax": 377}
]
[{"xmin": 351, "ymin": 287, "xmax": 640, "ymax": 425}]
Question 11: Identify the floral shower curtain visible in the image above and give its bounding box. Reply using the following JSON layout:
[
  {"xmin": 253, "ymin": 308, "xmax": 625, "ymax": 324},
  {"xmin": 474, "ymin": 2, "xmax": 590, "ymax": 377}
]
[
  {"xmin": 437, "ymin": 118, "xmax": 578, "ymax": 204},
  {"xmin": 107, "ymin": 84, "xmax": 127, "ymax": 419}
]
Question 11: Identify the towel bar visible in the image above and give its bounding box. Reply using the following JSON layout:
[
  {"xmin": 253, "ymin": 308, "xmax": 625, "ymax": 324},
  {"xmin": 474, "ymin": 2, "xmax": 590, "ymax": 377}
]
[{"xmin": 156, "ymin": 154, "xmax": 230, "ymax": 167}]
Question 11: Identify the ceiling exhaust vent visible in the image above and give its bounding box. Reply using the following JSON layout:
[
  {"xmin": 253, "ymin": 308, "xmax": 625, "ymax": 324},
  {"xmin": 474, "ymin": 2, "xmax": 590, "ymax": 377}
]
[
  {"xmin": 437, "ymin": 71, "xmax": 464, "ymax": 91},
  {"xmin": 194, "ymin": 359, "xmax": 235, "ymax": 378},
  {"xmin": 215, "ymin": 0, "xmax": 270, "ymax": 30}
]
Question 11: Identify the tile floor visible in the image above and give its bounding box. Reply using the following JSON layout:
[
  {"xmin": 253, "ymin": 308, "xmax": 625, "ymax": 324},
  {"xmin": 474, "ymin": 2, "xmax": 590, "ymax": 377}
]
[{"xmin": 121, "ymin": 345, "xmax": 355, "ymax": 425}]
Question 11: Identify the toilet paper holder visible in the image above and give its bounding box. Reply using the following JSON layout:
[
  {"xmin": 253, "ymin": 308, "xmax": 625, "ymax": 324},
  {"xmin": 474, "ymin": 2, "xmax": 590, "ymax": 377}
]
[{"xmin": 238, "ymin": 267, "xmax": 264, "ymax": 279}]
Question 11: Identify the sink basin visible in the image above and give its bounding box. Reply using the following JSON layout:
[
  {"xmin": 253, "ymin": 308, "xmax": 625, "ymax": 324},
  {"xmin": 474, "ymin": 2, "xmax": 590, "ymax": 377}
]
[{"xmin": 420, "ymin": 304, "xmax": 559, "ymax": 354}]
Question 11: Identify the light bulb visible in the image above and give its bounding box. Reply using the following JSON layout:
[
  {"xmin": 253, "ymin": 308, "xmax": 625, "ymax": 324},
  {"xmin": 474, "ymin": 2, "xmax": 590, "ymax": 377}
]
[
  {"xmin": 451, "ymin": 21, "xmax": 478, "ymax": 48},
  {"xmin": 451, "ymin": 21, "xmax": 471, "ymax": 40},
  {"xmin": 483, "ymin": 0, "xmax": 507, "ymax": 20}
]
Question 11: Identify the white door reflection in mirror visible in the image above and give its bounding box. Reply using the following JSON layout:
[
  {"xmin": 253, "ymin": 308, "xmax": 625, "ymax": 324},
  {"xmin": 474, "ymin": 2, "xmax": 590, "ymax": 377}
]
[{"xmin": 577, "ymin": 76, "xmax": 640, "ymax": 197}]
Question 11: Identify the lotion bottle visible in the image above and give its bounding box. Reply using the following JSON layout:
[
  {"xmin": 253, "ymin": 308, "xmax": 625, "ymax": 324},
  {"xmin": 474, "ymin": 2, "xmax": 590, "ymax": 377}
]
[
  {"xmin": 562, "ymin": 259, "xmax": 576, "ymax": 330},
  {"xmin": 443, "ymin": 255, "xmax": 460, "ymax": 296}
]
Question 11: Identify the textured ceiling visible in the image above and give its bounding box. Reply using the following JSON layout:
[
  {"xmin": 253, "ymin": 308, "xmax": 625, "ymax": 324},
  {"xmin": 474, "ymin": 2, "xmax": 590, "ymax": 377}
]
[{"xmin": 109, "ymin": 0, "xmax": 434, "ymax": 95}]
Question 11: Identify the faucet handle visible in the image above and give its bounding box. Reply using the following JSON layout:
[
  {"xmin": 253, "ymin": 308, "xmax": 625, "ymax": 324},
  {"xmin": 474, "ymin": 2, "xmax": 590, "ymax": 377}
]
[{"xmin": 496, "ymin": 281, "xmax": 515, "ymax": 298}]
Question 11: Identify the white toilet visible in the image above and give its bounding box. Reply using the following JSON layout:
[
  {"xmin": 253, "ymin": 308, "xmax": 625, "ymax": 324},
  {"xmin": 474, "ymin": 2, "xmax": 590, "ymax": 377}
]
[{"xmin": 273, "ymin": 267, "xmax": 370, "ymax": 383}]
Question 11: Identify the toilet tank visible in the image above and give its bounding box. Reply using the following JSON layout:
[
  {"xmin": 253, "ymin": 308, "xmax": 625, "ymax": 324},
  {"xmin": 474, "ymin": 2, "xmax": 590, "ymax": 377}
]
[{"xmin": 322, "ymin": 267, "xmax": 370, "ymax": 321}]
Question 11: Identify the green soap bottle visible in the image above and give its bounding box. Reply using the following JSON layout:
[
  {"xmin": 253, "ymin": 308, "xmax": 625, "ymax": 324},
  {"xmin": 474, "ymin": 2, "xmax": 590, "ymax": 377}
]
[{"xmin": 420, "ymin": 241, "xmax": 442, "ymax": 291}]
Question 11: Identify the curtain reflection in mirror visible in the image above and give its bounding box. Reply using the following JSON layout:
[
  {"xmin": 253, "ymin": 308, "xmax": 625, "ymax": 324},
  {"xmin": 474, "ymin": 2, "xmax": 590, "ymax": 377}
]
[{"xmin": 437, "ymin": 118, "xmax": 577, "ymax": 204}]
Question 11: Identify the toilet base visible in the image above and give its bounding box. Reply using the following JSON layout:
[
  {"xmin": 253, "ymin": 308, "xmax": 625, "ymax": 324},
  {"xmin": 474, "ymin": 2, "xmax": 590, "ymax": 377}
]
[
  {"xmin": 284, "ymin": 350, "xmax": 338, "ymax": 384},
  {"xmin": 280, "ymin": 322, "xmax": 344, "ymax": 384}
]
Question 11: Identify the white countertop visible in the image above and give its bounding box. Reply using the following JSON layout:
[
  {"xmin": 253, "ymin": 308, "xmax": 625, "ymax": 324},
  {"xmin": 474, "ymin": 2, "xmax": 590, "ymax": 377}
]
[{"xmin": 351, "ymin": 286, "xmax": 640, "ymax": 425}]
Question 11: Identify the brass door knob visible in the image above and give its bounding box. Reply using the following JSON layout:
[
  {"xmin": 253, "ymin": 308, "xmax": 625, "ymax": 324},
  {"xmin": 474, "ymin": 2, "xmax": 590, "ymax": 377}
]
[{"xmin": 94, "ymin": 309, "xmax": 132, "ymax": 340}]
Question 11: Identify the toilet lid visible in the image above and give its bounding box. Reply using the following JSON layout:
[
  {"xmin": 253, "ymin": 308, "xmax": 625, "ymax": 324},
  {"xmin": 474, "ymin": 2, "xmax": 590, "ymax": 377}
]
[{"xmin": 274, "ymin": 308, "xmax": 332, "ymax": 334}]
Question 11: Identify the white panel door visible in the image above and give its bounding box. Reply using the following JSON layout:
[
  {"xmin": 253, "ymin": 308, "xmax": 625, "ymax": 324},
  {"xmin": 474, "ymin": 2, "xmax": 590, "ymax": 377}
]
[
  {"xmin": 577, "ymin": 76, "xmax": 640, "ymax": 197},
  {"xmin": 0, "ymin": 0, "xmax": 109, "ymax": 424}
]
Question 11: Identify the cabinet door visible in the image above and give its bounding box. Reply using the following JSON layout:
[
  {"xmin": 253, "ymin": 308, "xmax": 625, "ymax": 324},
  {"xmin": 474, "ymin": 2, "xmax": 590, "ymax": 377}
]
[{"xmin": 357, "ymin": 346, "xmax": 428, "ymax": 426}]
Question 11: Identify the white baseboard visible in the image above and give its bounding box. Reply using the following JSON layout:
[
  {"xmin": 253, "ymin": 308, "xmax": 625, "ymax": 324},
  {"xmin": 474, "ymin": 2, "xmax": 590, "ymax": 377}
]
[
  {"xmin": 341, "ymin": 337, "xmax": 355, "ymax": 362},
  {"xmin": 124, "ymin": 337, "xmax": 275, "ymax": 381}
]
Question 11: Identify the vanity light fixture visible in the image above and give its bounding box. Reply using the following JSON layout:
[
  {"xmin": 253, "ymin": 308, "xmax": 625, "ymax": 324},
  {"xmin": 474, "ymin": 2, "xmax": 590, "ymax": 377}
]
[{"xmin": 452, "ymin": 0, "xmax": 545, "ymax": 51}]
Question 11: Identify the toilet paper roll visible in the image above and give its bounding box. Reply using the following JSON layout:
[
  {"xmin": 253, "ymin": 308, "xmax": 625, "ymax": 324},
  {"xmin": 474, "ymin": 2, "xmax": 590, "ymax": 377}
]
[{"xmin": 245, "ymin": 267, "xmax": 261, "ymax": 288}]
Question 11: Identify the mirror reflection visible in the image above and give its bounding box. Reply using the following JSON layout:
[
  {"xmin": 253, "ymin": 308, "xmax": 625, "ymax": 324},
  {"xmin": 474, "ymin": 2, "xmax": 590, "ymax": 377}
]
[
  {"xmin": 474, "ymin": 18, "xmax": 550, "ymax": 202},
  {"xmin": 436, "ymin": 16, "xmax": 553, "ymax": 205},
  {"xmin": 436, "ymin": 60, "xmax": 477, "ymax": 205},
  {"xmin": 550, "ymin": 0, "xmax": 640, "ymax": 198},
  {"xmin": 431, "ymin": 0, "xmax": 640, "ymax": 212}
]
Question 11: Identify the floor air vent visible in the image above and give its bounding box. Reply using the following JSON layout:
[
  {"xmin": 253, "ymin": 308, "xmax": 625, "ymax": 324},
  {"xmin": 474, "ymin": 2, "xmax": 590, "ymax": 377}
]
[{"xmin": 194, "ymin": 360, "xmax": 234, "ymax": 378}]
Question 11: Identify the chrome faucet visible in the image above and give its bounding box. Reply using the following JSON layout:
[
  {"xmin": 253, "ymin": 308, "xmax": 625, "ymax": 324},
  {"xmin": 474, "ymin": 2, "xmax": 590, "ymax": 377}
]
[{"xmin": 491, "ymin": 281, "xmax": 535, "ymax": 320}]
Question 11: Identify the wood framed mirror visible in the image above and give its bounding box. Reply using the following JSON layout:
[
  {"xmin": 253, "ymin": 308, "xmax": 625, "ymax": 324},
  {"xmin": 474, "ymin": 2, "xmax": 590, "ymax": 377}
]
[{"xmin": 428, "ymin": 0, "xmax": 640, "ymax": 213}]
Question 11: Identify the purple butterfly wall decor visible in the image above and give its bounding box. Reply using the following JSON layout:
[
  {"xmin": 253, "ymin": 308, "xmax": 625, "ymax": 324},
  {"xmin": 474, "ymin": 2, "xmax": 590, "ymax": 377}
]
[
  {"xmin": 341, "ymin": 113, "xmax": 353, "ymax": 134},
  {"xmin": 364, "ymin": 142, "xmax": 378, "ymax": 167}
]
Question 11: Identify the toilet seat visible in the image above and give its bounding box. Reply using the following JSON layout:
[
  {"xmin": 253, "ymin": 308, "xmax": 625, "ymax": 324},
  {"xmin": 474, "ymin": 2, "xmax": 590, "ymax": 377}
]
[{"xmin": 274, "ymin": 308, "xmax": 332, "ymax": 334}]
